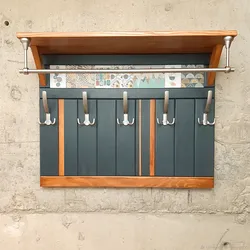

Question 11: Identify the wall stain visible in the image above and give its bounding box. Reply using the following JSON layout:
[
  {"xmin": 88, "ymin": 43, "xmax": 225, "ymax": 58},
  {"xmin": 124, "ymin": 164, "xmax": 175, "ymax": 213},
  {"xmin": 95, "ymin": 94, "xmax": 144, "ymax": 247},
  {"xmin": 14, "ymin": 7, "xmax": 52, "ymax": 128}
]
[
  {"xmin": 25, "ymin": 20, "xmax": 33, "ymax": 29},
  {"xmin": 221, "ymin": 242, "xmax": 232, "ymax": 250},
  {"xmin": 164, "ymin": 2, "xmax": 173, "ymax": 12},
  {"xmin": 10, "ymin": 191, "xmax": 38, "ymax": 211},
  {"xmin": 17, "ymin": 160, "xmax": 24, "ymax": 169},
  {"xmin": 8, "ymin": 60, "xmax": 23, "ymax": 64},
  {"xmin": 10, "ymin": 86, "xmax": 22, "ymax": 101},
  {"xmin": 11, "ymin": 214, "xmax": 22, "ymax": 222},
  {"xmin": 78, "ymin": 232, "xmax": 85, "ymax": 241},
  {"xmin": 5, "ymin": 39, "xmax": 14, "ymax": 47},
  {"xmin": 61, "ymin": 215, "xmax": 74, "ymax": 229},
  {"xmin": 235, "ymin": 212, "xmax": 248, "ymax": 224},
  {"xmin": 215, "ymin": 228, "xmax": 230, "ymax": 250},
  {"xmin": 187, "ymin": 190, "xmax": 192, "ymax": 204}
]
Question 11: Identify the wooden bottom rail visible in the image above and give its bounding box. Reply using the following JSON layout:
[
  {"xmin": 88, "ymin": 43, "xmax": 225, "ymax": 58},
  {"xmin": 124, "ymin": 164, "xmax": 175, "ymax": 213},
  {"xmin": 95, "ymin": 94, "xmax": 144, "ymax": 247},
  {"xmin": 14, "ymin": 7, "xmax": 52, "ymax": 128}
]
[{"xmin": 41, "ymin": 176, "xmax": 214, "ymax": 188}]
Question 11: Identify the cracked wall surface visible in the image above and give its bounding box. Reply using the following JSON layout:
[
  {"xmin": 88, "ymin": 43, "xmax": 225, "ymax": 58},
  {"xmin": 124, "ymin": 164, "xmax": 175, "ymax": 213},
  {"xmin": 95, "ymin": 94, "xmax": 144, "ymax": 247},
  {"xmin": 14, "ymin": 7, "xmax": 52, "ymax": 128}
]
[{"xmin": 0, "ymin": 0, "xmax": 250, "ymax": 249}]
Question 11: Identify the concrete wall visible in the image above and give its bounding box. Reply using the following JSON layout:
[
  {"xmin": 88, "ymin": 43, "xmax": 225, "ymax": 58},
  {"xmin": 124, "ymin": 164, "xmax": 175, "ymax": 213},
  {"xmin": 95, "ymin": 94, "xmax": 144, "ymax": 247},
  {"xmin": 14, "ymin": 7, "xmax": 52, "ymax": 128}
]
[{"xmin": 0, "ymin": 0, "xmax": 250, "ymax": 249}]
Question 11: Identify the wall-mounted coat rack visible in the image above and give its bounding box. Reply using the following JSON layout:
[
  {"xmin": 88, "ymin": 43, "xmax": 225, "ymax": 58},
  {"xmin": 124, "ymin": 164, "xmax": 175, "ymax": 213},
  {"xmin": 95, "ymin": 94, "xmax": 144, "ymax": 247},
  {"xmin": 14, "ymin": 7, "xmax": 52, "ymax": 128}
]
[{"xmin": 16, "ymin": 31, "xmax": 237, "ymax": 188}]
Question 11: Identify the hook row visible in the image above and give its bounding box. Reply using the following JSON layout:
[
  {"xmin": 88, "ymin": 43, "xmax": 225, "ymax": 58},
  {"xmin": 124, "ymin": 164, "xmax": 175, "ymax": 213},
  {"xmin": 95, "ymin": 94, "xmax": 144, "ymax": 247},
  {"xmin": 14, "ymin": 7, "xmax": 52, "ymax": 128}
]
[{"xmin": 39, "ymin": 91, "xmax": 215, "ymax": 127}]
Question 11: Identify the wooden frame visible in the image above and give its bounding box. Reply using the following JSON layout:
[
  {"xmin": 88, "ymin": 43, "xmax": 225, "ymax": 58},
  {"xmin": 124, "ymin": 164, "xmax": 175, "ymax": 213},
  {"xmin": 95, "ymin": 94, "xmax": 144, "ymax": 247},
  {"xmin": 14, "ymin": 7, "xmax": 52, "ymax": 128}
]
[
  {"xmin": 30, "ymin": 46, "xmax": 46, "ymax": 86},
  {"xmin": 207, "ymin": 44, "xmax": 224, "ymax": 86},
  {"xmin": 41, "ymin": 176, "xmax": 214, "ymax": 188},
  {"xmin": 27, "ymin": 31, "xmax": 237, "ymax": 189}
]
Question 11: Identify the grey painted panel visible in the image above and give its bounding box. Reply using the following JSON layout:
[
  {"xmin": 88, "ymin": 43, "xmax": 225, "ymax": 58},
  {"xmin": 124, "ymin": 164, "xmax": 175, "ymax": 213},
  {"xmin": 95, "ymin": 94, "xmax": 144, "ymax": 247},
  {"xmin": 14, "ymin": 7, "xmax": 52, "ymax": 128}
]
[
  {"xmin": 97, "ymin": 100, "xmax": 116, "ymax": 176},
  {"xmin": 64, "ymin": 100, "xmax": 78, "ymax": 176},
  {"xmin": 155, "ymin": 99, "xmax": 175, "ymax": 176},
  {"xmin": 40, "ymin": 99, "xmax": 58, "ymax": 176},
  {"xmin": 40, "ymin": 87, "xmax": 214, "ymax": 100},
  {"xmin": 195, "ymin": 99, "xmax": 214, "ymax": 177},
  {"xmin": 116, "ymin": 100, "xmax": 136, "ymax": 176},
  {"xmin": 78, "ymin": 99, "xmax": 97, "ymax": 176},
  {"xmin": 175, "ymin": 99, "xmax": 195, "ymax": 176},
  {"xmin": 141, "ymin": 100, "xmax": 150, "ymax": 176}
]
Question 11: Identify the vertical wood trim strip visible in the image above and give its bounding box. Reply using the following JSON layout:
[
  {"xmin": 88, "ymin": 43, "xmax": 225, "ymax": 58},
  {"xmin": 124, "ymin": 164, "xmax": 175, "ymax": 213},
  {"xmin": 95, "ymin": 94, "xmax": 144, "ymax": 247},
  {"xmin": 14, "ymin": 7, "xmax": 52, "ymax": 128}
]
[
  {"xmin": 138, "ymin": 100, "xmax": 142, "ymax": 176},
  {"xmin": 207, "ymin": 44, "xmax": 223, "ymax": 86},
  {"xmin": 30, "ymin": 46, "xmax": 46, "ymax": 86},
  {"xmin": 58, "ymin": 99, "xmax": 65, "ymax": 176},
  {"xmin": 150, "ymin": 99, "xmax": 156, "ymax": 176}
]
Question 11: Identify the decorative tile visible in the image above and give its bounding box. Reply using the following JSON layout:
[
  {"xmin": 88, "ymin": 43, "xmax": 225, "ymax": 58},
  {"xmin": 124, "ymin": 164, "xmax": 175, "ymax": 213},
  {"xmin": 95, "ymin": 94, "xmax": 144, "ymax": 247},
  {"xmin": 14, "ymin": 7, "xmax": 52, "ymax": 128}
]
[
  {"xmin": 50, "ymin": 65, "xmax": 66, "ymax": 88},
  {"xmin": 165, "ymin": 65, "xmax": 182, "ymax": 88},
  {"xmin": 181, "ymin": 65, "xmax": 205, "ymax": 88},
  {"xmin": 49, "ymin": 65, "xmax": 206, "ymax": 88}
]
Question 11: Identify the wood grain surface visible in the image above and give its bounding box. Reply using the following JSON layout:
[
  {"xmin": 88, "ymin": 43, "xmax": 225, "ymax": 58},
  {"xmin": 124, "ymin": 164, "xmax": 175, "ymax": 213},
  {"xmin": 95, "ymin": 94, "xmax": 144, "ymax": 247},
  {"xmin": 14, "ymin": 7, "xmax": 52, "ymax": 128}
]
[
  {"xmin": 17, "ymin": 31, "xmax": 237, "ymax": 55},
  {"xmin": 41, "ymin": 176, "xmax": 214, "ymax": 188}
]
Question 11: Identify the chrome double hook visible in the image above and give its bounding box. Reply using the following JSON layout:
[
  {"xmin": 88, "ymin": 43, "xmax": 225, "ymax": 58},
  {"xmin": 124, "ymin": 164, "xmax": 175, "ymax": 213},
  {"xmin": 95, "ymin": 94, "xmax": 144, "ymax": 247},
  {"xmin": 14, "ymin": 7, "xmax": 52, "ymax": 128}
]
[
  {"xmin": 77, "ymin": 92, "xmax": 96, "ymax": 126},
  {"xmin": 198, "ymin": 90, "xmax": 215, "ymax": 126},
  {"xmin": 117, "ymin": 91, "xmax": 135, "ymax": 126},
  {"xmin": 38, "ymin": 91, "xmax": 56, "ymax": 126},
  {"xmin": 157, "ymin": 91, "xmax": 175, "ymax": 125}
]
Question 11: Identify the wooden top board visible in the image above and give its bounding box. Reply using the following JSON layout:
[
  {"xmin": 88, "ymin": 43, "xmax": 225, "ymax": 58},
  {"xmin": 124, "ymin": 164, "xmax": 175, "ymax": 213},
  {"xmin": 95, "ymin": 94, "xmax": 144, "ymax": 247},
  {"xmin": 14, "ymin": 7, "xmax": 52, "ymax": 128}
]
[{"xmin": 17, "ymin": 30, "xmax": 237, "ymax": 55}]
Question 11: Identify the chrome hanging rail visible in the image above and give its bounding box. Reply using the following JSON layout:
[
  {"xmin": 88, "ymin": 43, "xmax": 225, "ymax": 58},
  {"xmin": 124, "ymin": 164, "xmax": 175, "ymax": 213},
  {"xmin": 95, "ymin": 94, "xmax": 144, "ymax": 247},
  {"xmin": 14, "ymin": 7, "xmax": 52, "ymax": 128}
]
[
  {"xmin": 19, "ymin": 36, "xmax": 234, "ymax": 75},
  {"xmin": 19, "ymin": 67, "xmax": 235, "ymax": 74}
]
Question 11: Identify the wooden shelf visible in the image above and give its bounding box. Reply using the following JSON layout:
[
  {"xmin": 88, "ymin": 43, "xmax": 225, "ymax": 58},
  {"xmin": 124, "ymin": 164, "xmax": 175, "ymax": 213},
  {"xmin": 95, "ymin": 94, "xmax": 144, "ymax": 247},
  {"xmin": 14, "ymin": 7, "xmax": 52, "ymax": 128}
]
[
  {"xmin": 17, "ymin": 30, "xmax": 237, "ymax": 55},
  {"xmin": 16, "ymin": 30, "xmax": 237, "ymax": 87}
]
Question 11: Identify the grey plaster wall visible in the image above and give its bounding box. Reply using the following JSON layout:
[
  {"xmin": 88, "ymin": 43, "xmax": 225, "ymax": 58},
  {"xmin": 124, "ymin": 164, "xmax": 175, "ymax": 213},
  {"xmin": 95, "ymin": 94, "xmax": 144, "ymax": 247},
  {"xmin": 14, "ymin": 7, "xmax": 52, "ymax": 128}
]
[{"xmin": 0, "ymin": 0, "xmax": 249, "ymax": 249}]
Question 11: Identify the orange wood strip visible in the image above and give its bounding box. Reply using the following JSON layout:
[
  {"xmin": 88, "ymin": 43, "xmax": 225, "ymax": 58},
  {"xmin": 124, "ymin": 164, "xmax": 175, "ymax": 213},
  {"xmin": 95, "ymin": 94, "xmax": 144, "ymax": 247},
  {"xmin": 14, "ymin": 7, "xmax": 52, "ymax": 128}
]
[
  {"xmin": 30, "ymin": 46, "xmax": 46, "ymax": 86},
  {"xmin": 17, "ymin": 30, "xmax": 238, "ymax": 39},
  {"xmin": 58, "ymin": 99, "xmax": 65, "ymax": 176},
  {"xmin": 150, "ymin": 100, "xmax": 156, "ymax": 176},
  {"xmin": 40, "ymin": 176, "xmax": 214, "ymax": 188},
  {"xmin": 207, "ymin": 44, "xmax": 224, "ymax": 86},
  {"xmin": 138, "ymin": 100, "xmax": 142, "ymax": 176}
]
